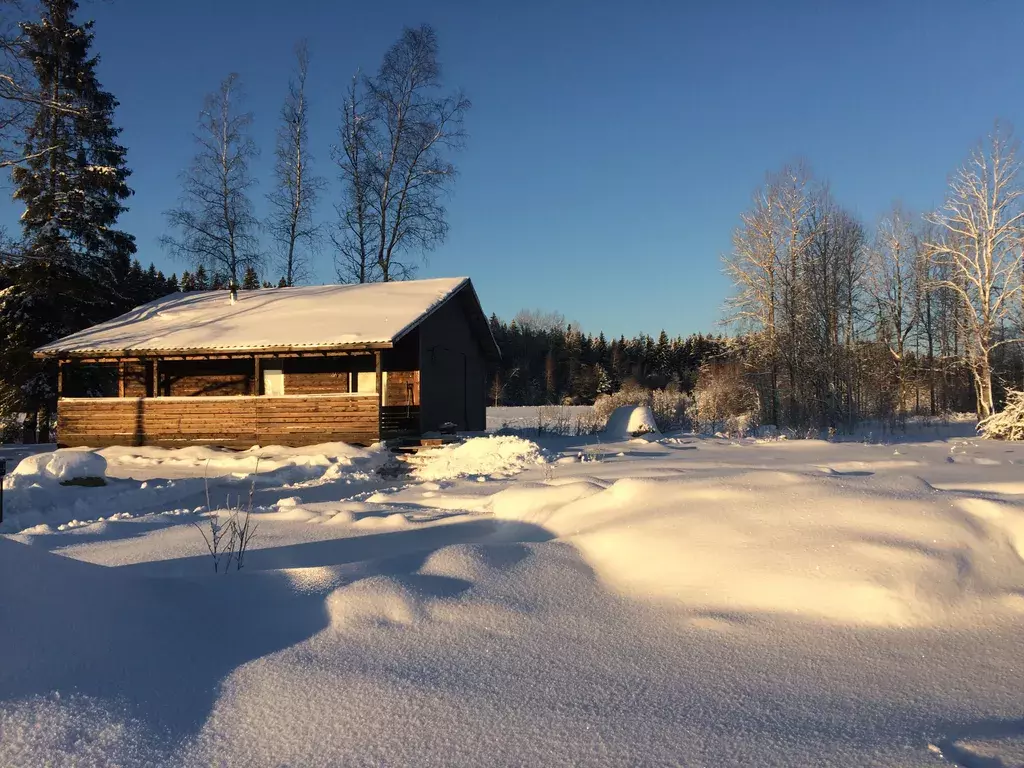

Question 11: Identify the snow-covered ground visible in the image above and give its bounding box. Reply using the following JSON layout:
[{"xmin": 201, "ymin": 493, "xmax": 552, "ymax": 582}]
[{"xmin": 2, "ymin": 420, "xmax": 1024, "ymax": 766}]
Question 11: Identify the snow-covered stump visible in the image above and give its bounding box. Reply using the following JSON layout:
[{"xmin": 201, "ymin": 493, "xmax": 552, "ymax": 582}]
[{"xmin": 978, "ymin": 390, "xmax": 1024, "ymax": 441}]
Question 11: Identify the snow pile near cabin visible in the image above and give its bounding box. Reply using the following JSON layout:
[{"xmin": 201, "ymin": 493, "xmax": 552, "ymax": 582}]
[
  {"xmin": 603, "ymin": 404, "xmax": 659, "ymax": 439},
  {"xmin": 0, "ymin": 442, "xmax": 388, "ymax": 534},
  {"xmin": 408, "ymin": 436, "xmax": 545, "ymax": 481},
  {"xmin": 5, "ymin": 449, "xmax": 107, "ymax": 488},
  {"xmin": 99, "ymin": 441, "xmax": 385, "ymax": 479}
]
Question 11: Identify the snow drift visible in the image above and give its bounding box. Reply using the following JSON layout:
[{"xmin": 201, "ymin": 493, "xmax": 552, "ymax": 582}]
[{"xmin": 489, "ymin": 470, "xmax": 1024, "ymax": 627}]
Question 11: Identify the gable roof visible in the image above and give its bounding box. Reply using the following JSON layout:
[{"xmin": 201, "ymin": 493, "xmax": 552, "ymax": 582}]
[{"xmin": 35, "ymin": 277, "xmax": 499, "ymax": 359}]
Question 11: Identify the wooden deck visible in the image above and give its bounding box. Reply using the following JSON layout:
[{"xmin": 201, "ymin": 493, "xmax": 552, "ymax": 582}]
[{"xmin": 57, "ymin": 394, "xmax": 383, "ymax": 448}]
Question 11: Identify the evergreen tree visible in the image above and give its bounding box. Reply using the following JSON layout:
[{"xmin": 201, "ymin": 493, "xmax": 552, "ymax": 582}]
[
  {"xmin": 180, "ymin": 270, "xmax": 196, "ymax": 291},
  {"xmin": 0, "ymin": 0, "xmax": 134, "ymax": 436},
  {"xmin": 277, "ymin": 276, "xmax": 288, "ymax": 288},
  {"xmin": 194, "ymin": 265, "xmax": 209, "ymax": 290},
  {"xmin": 242, "ymin": 265, "xmax": 259, "ymax": 289},
  {"xmin": 655, "ymin": 330, "xmax": 671, "ymax": 377},
  {"xmin": 145, "ymin": 263, "xmax": 159, "ymax": 297},
  {"xmin": 166, "ymin": 273, "xmax": 179, "ymax": 293}
]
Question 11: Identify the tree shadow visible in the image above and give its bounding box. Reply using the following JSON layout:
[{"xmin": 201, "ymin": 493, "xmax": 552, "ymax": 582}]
[{"xmin": 0, "ymin": 517, "xmax": 553, "ymax": 747}]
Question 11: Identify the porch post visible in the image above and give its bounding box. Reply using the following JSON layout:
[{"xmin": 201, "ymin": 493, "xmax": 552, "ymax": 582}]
[
  {"xmin": 57, "ymin": 359, "xmax": 64, "ymax": 398},
  {"xmin": 151, "ymin": 358, "xmax": 159, "ymax": 397},
  {"xmin": 375, "ymin": 351, "xmax": 382, "ymax": 405},
  {"xmin": 117, "ymin": 360, "xmax": 125, "ymax": 398},
  {"xmin": 254, "ymin": 354, "xmax": 262, "ymax": 396}
]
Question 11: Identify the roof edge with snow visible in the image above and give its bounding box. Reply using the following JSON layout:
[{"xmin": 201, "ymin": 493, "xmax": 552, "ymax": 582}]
[{"xmin": 34, "ymin": 277, "xmax": 499, "ymax": 360}]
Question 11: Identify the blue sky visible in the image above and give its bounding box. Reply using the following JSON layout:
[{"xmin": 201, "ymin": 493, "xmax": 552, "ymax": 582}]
[{"xmin": 7, "ymin": 0, "xmax": 1024, "ymax": 337}]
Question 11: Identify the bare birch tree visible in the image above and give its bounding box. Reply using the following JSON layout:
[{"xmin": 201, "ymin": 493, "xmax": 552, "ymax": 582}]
[
  {"xmin": 925, "ymin": 125, "xmax": 1024, "ymax": 418},
  {"xmin": 332, "ymin": 73, "xmax": 375, "ymax": 283},
  {"xmin": 334, "ymin": 24, "xmax": 470, "ymax": 282},
  {"xmin": 162, "ymin": 73, "xmax": 261, "ymax": 286},
  {"xmin": 867, "ymin": 205, "xmax": 923, "ymax": 419},
  {"xmin": 267, "ymin": 41, "xmax": 322, "ymax": 286},
  {"xmin": 723, "ymin": 174, "xmax": 780, "ymax": 425}
]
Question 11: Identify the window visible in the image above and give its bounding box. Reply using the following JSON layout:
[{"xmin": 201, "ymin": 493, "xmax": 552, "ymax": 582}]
[
  {"xmin": 353, "ymin": 371, "xmax": 386, "ymax": 397},
  {"xmin": 263, "ymin": 368, "xmax": 284, "ymax": 396}
]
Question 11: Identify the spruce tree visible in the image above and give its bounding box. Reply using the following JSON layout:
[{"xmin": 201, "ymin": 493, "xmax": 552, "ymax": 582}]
[
  {"xmin": 0, "ymin": 0, "xmax": 134, "ymax": 437},
  {"xmin": 242, "ymin": 265, "xmax": 259, "ymax": 289}
]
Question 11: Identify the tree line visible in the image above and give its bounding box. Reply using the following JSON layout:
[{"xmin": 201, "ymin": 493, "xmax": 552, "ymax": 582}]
[
  {"xmin": 488, "ymin": 309, "xmax": 726, "ymax": 406},
  {"xmin": 721, "ymin": 130, "xmax": 1024, "ymax": 430}
]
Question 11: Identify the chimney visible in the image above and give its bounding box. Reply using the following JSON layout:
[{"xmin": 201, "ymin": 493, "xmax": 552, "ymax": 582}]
[{"xmin": 229, "ymin": 281, "xmax": 238, "ymax": 305}]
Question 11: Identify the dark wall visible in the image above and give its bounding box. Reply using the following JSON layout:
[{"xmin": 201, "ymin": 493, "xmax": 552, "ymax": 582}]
[{"xmin": 418, "ymin": 290, "xmax": 488, "ymax": 432}]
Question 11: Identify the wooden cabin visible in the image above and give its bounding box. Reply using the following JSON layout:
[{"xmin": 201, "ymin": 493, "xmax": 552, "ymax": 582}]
[{"xmin": 33, "ymin": 277, "xmax": 499, "ymax": 448}]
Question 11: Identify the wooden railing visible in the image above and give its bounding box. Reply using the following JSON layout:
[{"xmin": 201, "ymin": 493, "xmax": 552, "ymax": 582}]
[
  {"xmin": 57, "ymin": 394, "xmax": 381, "ymax": 448},
  {"xmin": 380, "ymin": 405, "xmax": 420, "ymax": 439}
]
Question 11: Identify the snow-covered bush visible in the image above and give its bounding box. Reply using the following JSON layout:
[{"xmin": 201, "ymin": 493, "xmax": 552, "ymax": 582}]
[
  {"xmin": 604, "ymin": 405, "xmax": 659, "ymax": 439},
  {"xmin": 688, "ymin": 362, "xmax": 759, "ymax": 437},
  {"xmin": 594, "ymin": 384, "xmax": 692, "ymax": 432},
  {"xmin": 978, "ymin": 390, "xmax": 1024, "ymax": 441}
]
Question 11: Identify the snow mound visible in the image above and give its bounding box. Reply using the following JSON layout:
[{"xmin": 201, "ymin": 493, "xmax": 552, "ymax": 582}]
[
  {"xmin": 6, "ymin": 449, "xmax": 106, "ymax": 487},
  {"xmin": 408, "ymin": 436, "xmax": 545, "ymax": 481},
  {"xmin": 603, "ymin": 405, "xmax": 659, "ymax": 439},
  {"xmin": 100, "ymin": 441, "xmax": 384, "ymax": 478}
]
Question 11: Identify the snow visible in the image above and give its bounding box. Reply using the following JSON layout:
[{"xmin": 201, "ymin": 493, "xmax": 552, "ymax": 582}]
[
  {"xmin": 34, "ymin": 276, "xmax": 470, "ymax": 355},
  {"xmin": 3, "ymin": 420, "xmax": 1024, "ymax": 765},
  {"xmin": 7, "ymin": 448, "xmax": 107, "ymax": 486},
  {"xmin": 0, "ymin": 441, "xmax": 387, "ymax": 533},
  {"xmin": 406, "ymin": 435, "xmax": 546, "ymax": 481},
  {"xmin": 603, "ymin": 403, "xmax": 659, "ymax": 438}
]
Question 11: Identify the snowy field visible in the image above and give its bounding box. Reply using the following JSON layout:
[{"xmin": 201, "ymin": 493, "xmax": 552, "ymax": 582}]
[{"xmin": 2, "ymin": 415, "xmax": 1024, "ymax": 766}]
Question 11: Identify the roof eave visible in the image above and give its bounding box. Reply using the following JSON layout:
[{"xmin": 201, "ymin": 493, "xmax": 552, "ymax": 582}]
[{"xmin": 33, "ymin": 341, "xmax": 395, "ymax": 360}]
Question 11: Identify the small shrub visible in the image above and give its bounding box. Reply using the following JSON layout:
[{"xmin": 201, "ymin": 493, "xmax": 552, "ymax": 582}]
[
  {"xmin": 594, "ymin": 384, "xmax": 692, "ymax": 432},
  {"xmin": 689, "ymin": 361, "xmax": 759, "ymax": 436}
]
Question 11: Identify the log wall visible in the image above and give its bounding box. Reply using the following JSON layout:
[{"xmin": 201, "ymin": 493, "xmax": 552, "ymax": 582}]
[
  {"xmin": 57, "ymin": 394, "xmax": 381, "ymax": 448},
  {"xmin": 284, "ymin": 370, "xmax": 350, "ymax": 395}
]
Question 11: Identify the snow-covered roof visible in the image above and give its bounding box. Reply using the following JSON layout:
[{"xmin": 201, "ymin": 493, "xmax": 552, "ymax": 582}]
[{"xmin": 36, "ymin": 277, "xmax": 488, "ymax": 357}]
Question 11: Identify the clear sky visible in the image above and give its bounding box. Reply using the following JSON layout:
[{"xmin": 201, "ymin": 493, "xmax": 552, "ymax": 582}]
[{"xmin": 7, "ymin": 0, "xmax": 1024, "ymax": 338}]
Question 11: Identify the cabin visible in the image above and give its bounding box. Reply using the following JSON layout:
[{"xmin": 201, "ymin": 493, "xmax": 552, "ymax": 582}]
[{"xmin": 33, "ymin": 277, "xmax": 498, "ymax": 448}]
